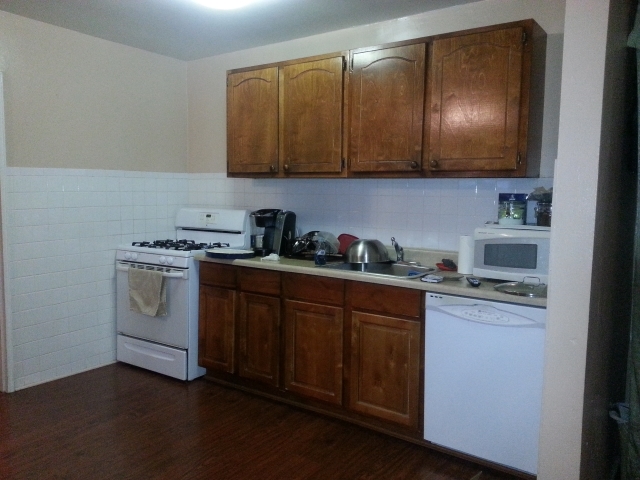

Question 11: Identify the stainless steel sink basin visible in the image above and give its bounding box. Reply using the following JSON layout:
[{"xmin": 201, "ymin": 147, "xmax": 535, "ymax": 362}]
[{"xmin": 317, "ymin": 261, "xmax": 436, "ymax": 279}]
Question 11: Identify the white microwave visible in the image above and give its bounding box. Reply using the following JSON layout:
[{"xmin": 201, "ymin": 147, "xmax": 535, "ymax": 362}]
[{"xmin": 473, "ymin": 225, "xmax": 551, "ymax": 283}]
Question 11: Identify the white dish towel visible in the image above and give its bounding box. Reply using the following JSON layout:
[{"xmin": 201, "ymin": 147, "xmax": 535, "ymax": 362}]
[{"xmin": 128, "ymin": 267, "xmax": 167, "ymax": 317}]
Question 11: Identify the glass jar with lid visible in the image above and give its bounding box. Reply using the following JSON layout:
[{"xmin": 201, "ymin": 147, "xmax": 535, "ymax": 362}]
[{"xmin": 535, "ymin": 202, "xmax": 552, "ymax": 226}]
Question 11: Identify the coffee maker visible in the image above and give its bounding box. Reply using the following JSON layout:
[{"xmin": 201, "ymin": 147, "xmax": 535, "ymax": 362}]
[{"xmin": 250, "ymin": 209, "xmax": 296, "ymax": 256}]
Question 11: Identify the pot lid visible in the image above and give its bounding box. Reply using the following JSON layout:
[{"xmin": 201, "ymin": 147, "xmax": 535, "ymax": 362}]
[{"xmin": 493, "ymin": 281, "xmax": 547, "ymax": 298}]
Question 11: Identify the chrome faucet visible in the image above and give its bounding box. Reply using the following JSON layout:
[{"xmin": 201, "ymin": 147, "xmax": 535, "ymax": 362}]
[{"xmin": 391, "ymin": 237, "xmax": 404, "ymax": 262}]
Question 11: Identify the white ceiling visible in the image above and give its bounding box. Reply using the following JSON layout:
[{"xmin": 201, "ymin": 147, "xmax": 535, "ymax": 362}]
[{"xmin": 0, "ymin": 0, "xmax": 481, "ymax": 61}]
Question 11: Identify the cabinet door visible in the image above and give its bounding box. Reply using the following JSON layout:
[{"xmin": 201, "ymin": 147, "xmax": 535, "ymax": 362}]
[
  {"xmin": 238, "ymin": 292, "xmax": 281, "ymax": 387},
  {"xmin": 280, "ymin": 56, "xmax": 345, "ymax": 174},
  {"xmin": 284, "ymin": 300, "xmax": 343, "ymax": 405},
  {"xmin": 198, "ymin": 285, "xmax": 236, "ymax": 373},
  {"xmin": 348, "ymin": 311, "xmax": 421, "ymax": 430},
  {"xmin": 227, "ymin": 67, "xmax": 279, "ymax": 175},
  {"xmin": 348, "ymin": 43, "xmax": 426, "ymax": 173},
  {"xmin": 427, "ymin": 27, "xmax": 525, "ymax": 174}
]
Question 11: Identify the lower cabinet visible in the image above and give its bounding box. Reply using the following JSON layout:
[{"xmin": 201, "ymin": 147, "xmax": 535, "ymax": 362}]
[
  {"xmin": 284, "ymin": 300, "xmax": 343, "ymax": 404},
  {"xmin": 198, "ymin": 285, "xmax": 236, "ymax": 373},
  {"xmin": 346, "ymin": 282, "xmax": 423, "ymax": 432},
  {"xmin": 283, "ymin": 273, "xmax": 345, "ymax": 405},
  {"xmin": 238, "ymin": 292, "xmax": 281, "ymax": 386},
  {"xmin": 237, "ymin": 267, "xmax": 282, "ymax": 387},
  {"xmin": 348, "ymin": 311, "xmax": 421, "ymax": 428},
  {"xmin": 198, "ymin": 262, "xmax": 423, "ymax": 436},
  {"xmin": 198, "ymin": 263, "xmax": 237, "ymax": 374}
]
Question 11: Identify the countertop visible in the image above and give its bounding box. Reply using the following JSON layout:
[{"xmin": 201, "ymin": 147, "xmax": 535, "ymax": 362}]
[{"xmin": 195, "ymin": 249, "xmax": 547, "ymax": 308}]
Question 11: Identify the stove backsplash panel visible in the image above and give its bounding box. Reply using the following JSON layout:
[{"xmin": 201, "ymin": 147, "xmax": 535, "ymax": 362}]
[{"xmin": 3, "ymin": 167, "xmax": 552, "ymax": 390}]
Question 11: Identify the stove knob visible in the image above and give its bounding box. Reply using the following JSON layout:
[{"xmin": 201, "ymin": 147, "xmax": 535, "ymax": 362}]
[
  {"xmin": 166, "ymin": 256, "xmax": 175, "ymax": 265},
  {"xmin": 124, "ymin": 252, "xmax": 131, "ymax": 260},
  {"xmin": 159, "ymin": 256, "xmax": 167, "ymax": 264},
  {"xmin": 131, "ymin": 252, "xmax": 138, "ymax": 261}
]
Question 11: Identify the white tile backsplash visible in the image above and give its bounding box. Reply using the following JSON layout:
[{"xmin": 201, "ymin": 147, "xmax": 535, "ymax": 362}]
[
  {"xmin": 3, "ymin": 167, "xmax": 553, "ymax": 390},
  {"xmin": 4, "ymin": 167, "xmax": 188, "ymax": 389},
  {"xmin": 188, "ymin": 175, "xmax": 553, "ymax": 251}
]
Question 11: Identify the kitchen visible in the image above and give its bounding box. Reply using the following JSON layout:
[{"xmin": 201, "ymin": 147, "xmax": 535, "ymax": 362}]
[{"xmin": 0, "ymin": 1, "xmax": 633, "ymax": 479}]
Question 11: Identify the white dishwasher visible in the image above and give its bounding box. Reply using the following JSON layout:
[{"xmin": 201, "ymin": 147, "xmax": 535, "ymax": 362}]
[{"xmin": 424, "ymin": 292, "xmax": 546, "ymax": 475}]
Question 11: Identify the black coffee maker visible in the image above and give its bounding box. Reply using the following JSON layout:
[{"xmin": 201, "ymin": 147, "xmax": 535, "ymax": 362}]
[{"xmin": 250, "ymin": 209, "xmax": 296, "ymax": 256}]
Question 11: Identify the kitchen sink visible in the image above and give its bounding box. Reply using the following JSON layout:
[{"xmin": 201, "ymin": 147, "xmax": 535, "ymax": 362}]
[{"xmin": 317, "ymin": 261, "xmax": 436, "ymax": 279}]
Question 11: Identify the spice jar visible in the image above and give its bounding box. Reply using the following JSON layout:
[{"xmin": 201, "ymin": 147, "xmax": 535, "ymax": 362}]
[{"xmin": 535, "ymin": 202, "xmax": 552, "ymax": 227}]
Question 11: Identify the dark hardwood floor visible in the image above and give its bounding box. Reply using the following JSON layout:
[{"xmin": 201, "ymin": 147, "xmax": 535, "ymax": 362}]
[{"xmin": 0, "ymin": 363, "xmax": 519, "ymax": 479}]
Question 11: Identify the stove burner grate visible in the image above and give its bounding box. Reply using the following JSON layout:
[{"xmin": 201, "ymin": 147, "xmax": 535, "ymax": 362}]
[{"xmin": 131, "ymin": 240, "xmax": 230, "ymax": 251}]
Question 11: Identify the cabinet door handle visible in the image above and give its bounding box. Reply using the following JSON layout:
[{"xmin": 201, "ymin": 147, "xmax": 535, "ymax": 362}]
[
  {"xmin": 270, "ymin": 165, "xmax": 276, "ymax": 172},
  {"xmin": 410, "ymin": 161, "xmax": 419, "ymax": 170},
  {"xmin": 430, "ymin": 160, "xmax": 439, "ymax": 168},
  {"xmin": 283, "ymin": 164, "xmax": 289, "ymax": 172}
]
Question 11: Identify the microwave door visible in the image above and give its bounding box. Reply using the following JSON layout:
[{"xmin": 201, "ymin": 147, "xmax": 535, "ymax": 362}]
[{"xmin": 473, "ymin": 238, "xmax": 549, "ymax": 283}]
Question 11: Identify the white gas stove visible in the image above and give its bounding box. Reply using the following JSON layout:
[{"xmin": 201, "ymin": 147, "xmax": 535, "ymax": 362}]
[{"xmin": 115, "ymin": 207, "xmax": 251, "ymax": 380}]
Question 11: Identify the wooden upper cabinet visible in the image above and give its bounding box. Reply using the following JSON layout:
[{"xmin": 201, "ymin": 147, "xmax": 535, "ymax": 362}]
[
  {"xmin": 348, "ymin": 43, "xmax": 426, "ymax": 174},
  {"xmin": 279, "ymin": 56, "xmax": 345, "ymax": 174},
  {"xmin": 427, "ymin": 26, "xmax": 528, "ymax": 176},
  {"xmin": 225, "ymin": 21, "xmax": 543, "ymax": 179},
  {"xmin": 227, "ymin": 67, "xmax": 279, "ymax": 175}
]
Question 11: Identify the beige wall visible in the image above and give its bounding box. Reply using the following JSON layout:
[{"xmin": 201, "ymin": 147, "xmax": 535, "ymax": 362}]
[
  {"xmin": 187, "ymin": 0, "xmax": 565, "ymax": 175},
  {"xmin": 0, "ymin": 11, "xmax": 188, "ymax": 172},
  {"xmin": 538, "ymin": 0, "xmax": 632, "ymax": 478}
]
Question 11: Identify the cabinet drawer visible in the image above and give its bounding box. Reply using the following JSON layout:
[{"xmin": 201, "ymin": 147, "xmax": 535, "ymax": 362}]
[
  {"xmin": 200, "ymin": 262, "xmax": 237, "ymax": 288},
  {"xmin": 347, "ymin": 282, "xmax": 422, "ymax": 318},
  {"xmin": 239, "ymin": 268, "xmax": 281, "ymax": 295},
  {"xmin": 283, "ymin": 273, "xmax": 344, "ymax": 306}
]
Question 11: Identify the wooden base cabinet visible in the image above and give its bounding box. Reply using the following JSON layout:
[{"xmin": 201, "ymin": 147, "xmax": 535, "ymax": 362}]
[
  {"xmin": 345, "ymin": 282, "xmax": 423, "ymax": 432},
  {"xmin": 283, "ymin": 273, "xmax": 345, "ymax": 405},
  {"xmin": 199, "ymin": 263, "xmax": 282, "ymax": 388},
  {"xmin": 284, "ymin": 300, "xmax": 343, "ymax": 404},
  {"xmin": 237, "ymin": 268, "xmax": 282, "ymax": 387},
  {"xmin": 198, "ymin": 264, "xmax": 237, "ymax": 374},
  {"xmin": 198, "ymin": 263, "xmax": 423, "ymax": 435},
  {"xmin": 348, "ymin": 311, "xmax": 421, "ymax": 428},
  {"xmin": 238, "ymin": 292, "xmax": 281, "ymax": 387},
  {"xmin": 198, "ymin": 286, "xmax": 236, "ymax": 373}
]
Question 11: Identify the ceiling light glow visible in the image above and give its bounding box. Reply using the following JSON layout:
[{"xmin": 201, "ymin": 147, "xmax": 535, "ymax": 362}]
[{"xmin": 193, "ymin": 0, "xmax": 262, "ymax": 9}]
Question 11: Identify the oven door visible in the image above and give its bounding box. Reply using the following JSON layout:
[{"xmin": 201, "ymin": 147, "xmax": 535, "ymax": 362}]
[{"xmin": 116, "ymin": 261, "xmax": 190, "ymax": 349}]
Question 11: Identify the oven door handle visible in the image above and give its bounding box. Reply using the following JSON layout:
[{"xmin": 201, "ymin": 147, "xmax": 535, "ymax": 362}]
[{"xmin": 116, "ymin": 261, "xmax": 188, "ymax": 279}]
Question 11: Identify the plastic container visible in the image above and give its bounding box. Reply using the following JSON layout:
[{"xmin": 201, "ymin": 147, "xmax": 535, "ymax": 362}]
[{"xmin": 498, "ymin": 194, "xmax": 526, "ymax": 225}]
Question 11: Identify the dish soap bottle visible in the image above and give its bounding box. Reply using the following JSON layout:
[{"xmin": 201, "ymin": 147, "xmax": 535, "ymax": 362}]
[{"xmin": 314, "ymin": 239, "xmax": 327, "ymax": 266}]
